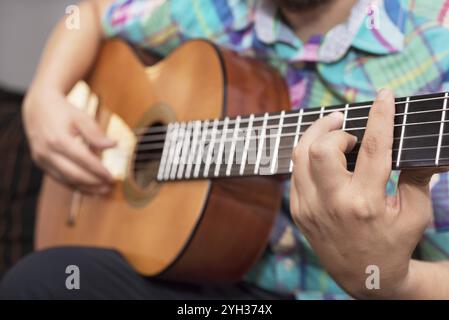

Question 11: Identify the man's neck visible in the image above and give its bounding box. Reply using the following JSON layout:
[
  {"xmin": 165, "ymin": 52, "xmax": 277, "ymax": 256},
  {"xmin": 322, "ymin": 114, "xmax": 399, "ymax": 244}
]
[{"xmin": 280, "ymin": 0, "xmax": 359, "ymax": 43}]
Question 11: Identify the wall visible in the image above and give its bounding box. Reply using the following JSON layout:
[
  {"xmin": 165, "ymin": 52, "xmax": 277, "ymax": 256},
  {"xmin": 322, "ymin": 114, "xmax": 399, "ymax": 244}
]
[{"xmin": 0, "ymin": 0, "xmax": 75, "ymax": 92}]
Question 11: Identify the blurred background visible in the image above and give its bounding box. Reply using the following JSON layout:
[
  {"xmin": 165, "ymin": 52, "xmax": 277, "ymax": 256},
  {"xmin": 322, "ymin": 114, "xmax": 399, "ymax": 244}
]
[{"xmin": 0, "ymin": 0, "xmax": 73, "ymax": 278}]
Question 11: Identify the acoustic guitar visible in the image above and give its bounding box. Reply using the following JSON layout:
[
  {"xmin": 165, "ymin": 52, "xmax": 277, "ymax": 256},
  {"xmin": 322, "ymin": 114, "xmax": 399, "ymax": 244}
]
[{"xmin": 36, "ymin": 39, "xmax": 449, "ymax": 283}]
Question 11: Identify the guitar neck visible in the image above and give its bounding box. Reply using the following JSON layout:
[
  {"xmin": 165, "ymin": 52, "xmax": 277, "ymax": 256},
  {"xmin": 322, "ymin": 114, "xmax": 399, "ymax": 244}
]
[{"xmin": 152, "ymin": 92, "xmax": 449, "ymax": 181}]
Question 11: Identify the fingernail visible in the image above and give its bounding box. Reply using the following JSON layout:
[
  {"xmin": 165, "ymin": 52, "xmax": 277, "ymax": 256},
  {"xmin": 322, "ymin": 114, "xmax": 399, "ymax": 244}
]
[
  {"xmin": 377, "ymin": 88, "xmax": 393, "ymax": 101},
  {"xmin": 328, "ymin": 111, "xmax": 344, "ymax": 120}
]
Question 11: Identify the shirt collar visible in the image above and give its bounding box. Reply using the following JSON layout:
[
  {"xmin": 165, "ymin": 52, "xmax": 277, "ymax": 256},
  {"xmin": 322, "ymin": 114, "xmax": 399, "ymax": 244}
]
[
  {"xmin": 253, "ymin": 0, "xmax": 406, "ymax": 63},
  {"xmin": 254, "ymin": 0, "xmax": 299, "ymax": 46}
]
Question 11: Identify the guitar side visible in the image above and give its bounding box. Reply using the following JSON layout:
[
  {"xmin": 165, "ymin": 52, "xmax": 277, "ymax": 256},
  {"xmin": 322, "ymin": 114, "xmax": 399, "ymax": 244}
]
[{"xmin": 35, "ymin": 39, "xmax": 289, "ymax": 283}]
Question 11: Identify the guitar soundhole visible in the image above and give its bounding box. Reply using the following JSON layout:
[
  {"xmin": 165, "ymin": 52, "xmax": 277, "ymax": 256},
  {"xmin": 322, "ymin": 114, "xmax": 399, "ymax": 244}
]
[{"xmin": 132, "ymin": 122, "xmax": 165, "ymax": 189}]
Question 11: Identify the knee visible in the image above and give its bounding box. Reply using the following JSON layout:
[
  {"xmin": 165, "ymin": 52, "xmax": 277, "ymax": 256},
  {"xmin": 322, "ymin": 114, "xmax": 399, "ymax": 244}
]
[{"xmin": 0, "ymin": 247, "xmax": 93, "ymax": 299}]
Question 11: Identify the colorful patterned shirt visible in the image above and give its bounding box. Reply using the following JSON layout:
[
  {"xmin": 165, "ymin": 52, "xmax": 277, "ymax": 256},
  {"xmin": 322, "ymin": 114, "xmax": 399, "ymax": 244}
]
[{"xmin": 103, "ymin": 0, "xmax": 449, "ymax": 299}]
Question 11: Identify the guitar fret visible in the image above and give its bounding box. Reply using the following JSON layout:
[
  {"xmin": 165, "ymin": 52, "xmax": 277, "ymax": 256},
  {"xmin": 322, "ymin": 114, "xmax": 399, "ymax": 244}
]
[
  {"xmin": 157, "ymin": 123, "xmax": 173, "ymax": 181},
  {"xmin": 226, "ymin": 116, "xmax": 241, "ymax": 176},
  {"xmin": 163, "ymin": 122, "xmax": 179, "ymax": 180},
  {"xmin": 270, "ymin": 111, "xmax": 284, "ymax": 174},
  {"xmin": 342, "ymin": 103, "xmax": 349, "ymax": 130},
  {"xmin": 185, "ymin": 120, "xmax": 201, "ymax": 179},
  {"xmin": 204, "ymin": 119, "xmax": 219, "ymax": 177},
  {"xmin": 436, "ymin": 92, "xmax": 449, "ymax": 165},
  {"xmin": 319, "ymin": 106, "xmax": 324, "ymax": 118},
  {"xmin": 240, "ymin": 114, "xmax": 254, "ymax": 175},
  {"xmin": 254, "ymin": 112, "xmax": 269, "ymax": 174},
  {"xmin": 396, "ymin": 97, "xmax": 410, "ymax": 168},
  {"xmin": 194, "ymin": 120, "xmax": 209, "ymax": 178},
  {"xmin": 177, "ymin": 121, "xmax": 193, "ymax": 179},
  {"xmin": 289, "ymin": 109, "xmax": 304, "ymax": 172},
  {"xmin": 170, "ymin": 122, "xmax": 186, "ymax": 179},
  {"xmin": 214, "ymin": 117, "xmax": 229, "ymax": 177}
]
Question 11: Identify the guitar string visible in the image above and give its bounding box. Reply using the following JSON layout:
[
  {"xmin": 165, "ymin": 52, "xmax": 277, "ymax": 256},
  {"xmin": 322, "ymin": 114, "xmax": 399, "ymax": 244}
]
[
  {"xmin": 132, "ymin": 118, "xmax": 449, "ymax": 174},
  {"xmin": 128, "ymin": 118, "xmax": 449, "ymax": 155},
  {"xmin": 125, "ymin": 128, "xmax": 449, "ymax": 163},
  {"xmin": 346, "ymin": 156, "xmax": 449, "ymax": 168},
  {"xmin": 131, "ymin": 95, "xmax": 449, "ymax": 135},
  {"xmin": 133, "ymin": 106, "xmax": 449, "ymax": 145},
  {"xmin": 134, "ymin": 146, "xmax": 449, "ymax": 181},
  {"xmin": 113, "ymin": 130, "xmax": 449, "ymax": 163},
  {"xmin": 134, "ymin": 151, "xmax": 449, "ymax": 175},
  {"xmin": 149, "ymin": 151, "xmax": 449, "ymax": 176},
  {"xmin": 131, "ymin": 141, "xmax": 449, "ymax": 165}
]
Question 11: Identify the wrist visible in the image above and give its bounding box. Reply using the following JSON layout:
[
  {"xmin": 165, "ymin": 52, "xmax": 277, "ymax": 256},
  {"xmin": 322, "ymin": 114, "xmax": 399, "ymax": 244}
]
[
  {"xmin": 28, "ymin": 80, "xmax": 65, "ymax": 98},
  {"xmin": 24, "ymin": 84, "xmax": 63, "ymax": 106},
  {"xmin": 342, "ymin": 261, "xmax": 415, "ymax": 300},
  {"xmin": 386, "ymin": 260, "xmax": 416, "ymax": 299}
]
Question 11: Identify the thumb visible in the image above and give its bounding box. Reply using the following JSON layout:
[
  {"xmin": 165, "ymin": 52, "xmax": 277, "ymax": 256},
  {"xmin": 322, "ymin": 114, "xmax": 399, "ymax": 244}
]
[
  {"xmin": 74, "ymin": 110, "xmax": 116, "ymax": 149},
  {"xmin": 396, "ymin": 169, "xmax": 435, "ymax": 230}
]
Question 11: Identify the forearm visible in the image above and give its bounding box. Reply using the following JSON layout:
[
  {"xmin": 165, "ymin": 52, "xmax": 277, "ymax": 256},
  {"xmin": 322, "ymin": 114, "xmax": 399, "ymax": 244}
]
[{"xmin": 29, "ymin": 0, "xmax": 112, "ymax": 95}]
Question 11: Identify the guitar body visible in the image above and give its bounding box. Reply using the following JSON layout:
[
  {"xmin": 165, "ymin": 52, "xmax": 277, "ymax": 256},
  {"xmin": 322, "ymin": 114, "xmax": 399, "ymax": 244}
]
[{"xmin": 35, "ymin": 39, "xmax": 290, "ymax": 283}]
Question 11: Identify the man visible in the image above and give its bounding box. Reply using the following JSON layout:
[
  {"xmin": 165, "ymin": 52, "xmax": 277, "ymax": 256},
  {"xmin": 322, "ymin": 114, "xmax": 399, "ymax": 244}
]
[{"xmin": 1, "ymin": 0, "xmax": 449, "ymax": 299}]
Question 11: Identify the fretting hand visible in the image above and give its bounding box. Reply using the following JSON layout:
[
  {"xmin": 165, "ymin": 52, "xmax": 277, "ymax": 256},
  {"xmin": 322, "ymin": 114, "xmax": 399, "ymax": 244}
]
[{"xmin": 290, "ymin": 89, "xmax": 443, "ymax": 299}]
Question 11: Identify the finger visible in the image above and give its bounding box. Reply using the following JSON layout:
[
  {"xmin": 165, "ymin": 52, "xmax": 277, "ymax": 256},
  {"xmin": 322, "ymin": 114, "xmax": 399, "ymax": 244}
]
[
  {"xmin": 396, "ymin": 169, "xmax": 435, "ymax": 232},
  {"xmin": 354, "ymin": 89, "xmax": 395, "ymax": 199},
  {"xmin": 41, "ymin": 159, "xmax": 111, "ymax": 195},
  {"xmin": 289, "ymin": 174, "xmax": 319, "ymax": 236},
  {"xmin": 292, "ymin": 112, "xmax": 345, "ymax": 197},
  {"xmin": 74, "ymin": 111, "xmax": 116, "ymax": 149},
  {"xmin": 53, "ymin": 136, "xmax": 113, "ymax": 183},
  {"xmin": 299, "ymin": 111, "xmax": 345, "ymax": 151},
  {"xmin": 45, "ymin": 153, "xmax": 110, "ymax": 190},
  {"xmin": 309, "ymin": 130, "xmax": 357, "ymax": 192},
  {"xmin": 78, "ymin": 184, "xmax": 112, "ymax": 195}
]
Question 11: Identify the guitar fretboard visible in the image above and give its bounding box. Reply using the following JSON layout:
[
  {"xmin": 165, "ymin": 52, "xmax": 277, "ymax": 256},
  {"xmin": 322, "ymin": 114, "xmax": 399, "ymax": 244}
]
[{"xmin": 144, "ymin": 92, "xmax": 449, "ymax": 181}]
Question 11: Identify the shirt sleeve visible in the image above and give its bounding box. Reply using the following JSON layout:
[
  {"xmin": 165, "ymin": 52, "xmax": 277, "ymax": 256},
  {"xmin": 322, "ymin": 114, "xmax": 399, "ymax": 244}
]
[{"xmin": 102, "ymin": 0, "xmax": 253, "ymax": 56}]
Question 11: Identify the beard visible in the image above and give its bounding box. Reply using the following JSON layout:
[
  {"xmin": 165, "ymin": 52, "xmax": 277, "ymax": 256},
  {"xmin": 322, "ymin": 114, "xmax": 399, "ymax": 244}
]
[{"xmin": 272, "ymin": 0, "xmax": 330, "ymax": 11}]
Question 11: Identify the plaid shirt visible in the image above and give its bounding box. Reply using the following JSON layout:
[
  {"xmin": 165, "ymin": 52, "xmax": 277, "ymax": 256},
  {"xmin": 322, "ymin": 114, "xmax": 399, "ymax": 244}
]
[{"xmin": 103, "ymin": 0, "xmax": 449, "ymax": 299}]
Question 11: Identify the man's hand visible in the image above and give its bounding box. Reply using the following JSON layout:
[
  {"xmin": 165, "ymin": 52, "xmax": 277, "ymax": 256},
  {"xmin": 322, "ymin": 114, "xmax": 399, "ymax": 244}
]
[
  {"xmin": 18, "ymin": 0, "xmax": 117, "ymax": 195},
  {"xmin": 23, "ymin": 90, "xmax": 116, "ymax": 194},
  {"xmin": 290, "ymin": 89, "xmax": 439, "ymax": 299}
]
